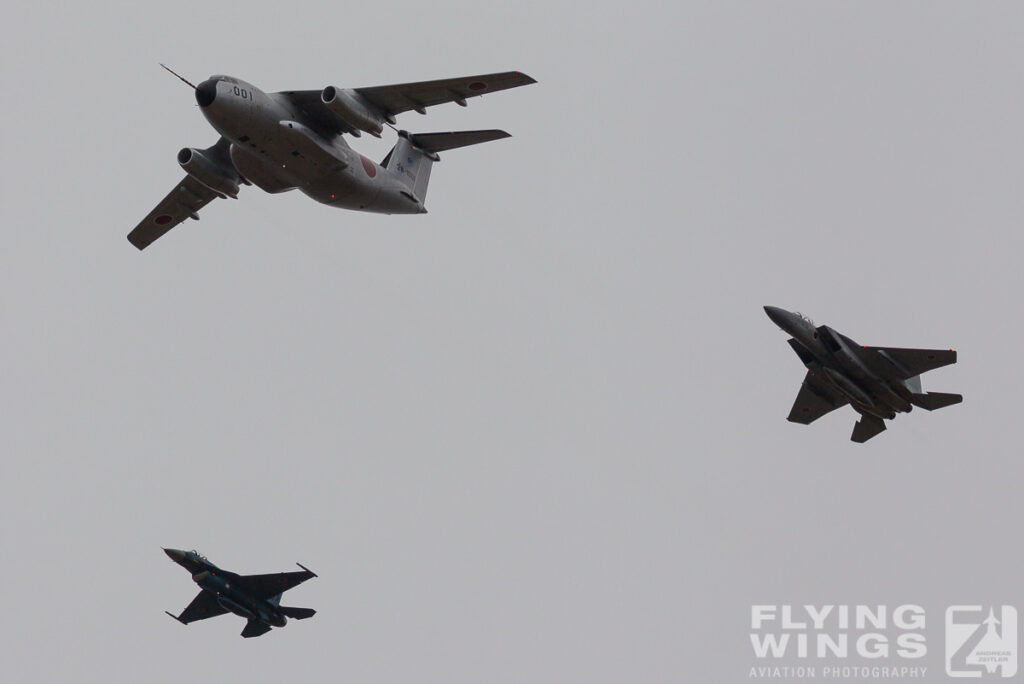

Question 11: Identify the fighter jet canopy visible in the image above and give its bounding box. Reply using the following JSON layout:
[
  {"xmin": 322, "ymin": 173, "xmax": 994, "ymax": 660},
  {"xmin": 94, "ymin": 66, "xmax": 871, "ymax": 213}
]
[{"xmin": 794, "ymin": 312, "xmax": 815, "ymax": 326}]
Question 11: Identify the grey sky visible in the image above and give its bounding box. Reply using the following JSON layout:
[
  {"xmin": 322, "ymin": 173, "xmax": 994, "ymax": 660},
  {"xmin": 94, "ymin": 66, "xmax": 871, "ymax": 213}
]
[{"xmin": 2, "ymin": 2, "xmax": 1021, "ymax": 682}]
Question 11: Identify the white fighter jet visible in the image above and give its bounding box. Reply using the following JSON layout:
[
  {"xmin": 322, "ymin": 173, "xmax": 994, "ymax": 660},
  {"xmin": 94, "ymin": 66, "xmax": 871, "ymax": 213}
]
[{"xmin": 128, "ymin": 68, "xmax": 536, "ymax": 249}]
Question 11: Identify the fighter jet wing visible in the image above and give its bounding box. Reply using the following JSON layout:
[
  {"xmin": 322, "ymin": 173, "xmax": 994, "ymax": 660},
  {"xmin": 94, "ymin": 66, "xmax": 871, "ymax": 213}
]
[
  {"xmin": 787, "ymin": 371, "xmax": 848, "ymax": 424},
  {"xmin": 171, "ymin": 590, "xmax": 228, "ymax": 624},
  {"xmin": 241, "ymin": 619, "xmax": 273, "ymax": 638},
  {"xmin": 235, "ymin": 566, "xmax": 317, "ymax": 600},
  {"xmin": 127, "ymin": 175, "xmax": 220, "ymax": 250},
  {"xmin": 865, "ymin": 347, "xmax": 957, "ymax": 379}
]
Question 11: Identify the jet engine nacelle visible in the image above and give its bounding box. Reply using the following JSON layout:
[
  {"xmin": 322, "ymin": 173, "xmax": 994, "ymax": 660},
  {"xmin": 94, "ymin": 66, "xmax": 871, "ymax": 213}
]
[
  {"xmin": 823, "ymin": 367, "xmax": 874, "ymax": 408},
  {"xmin": 177, "ymin": 147, "xmax": 240, "ymax": 198},
  {"xmin": 216, "ymin": 596, "xmax": 255, "ymax": 619},
  {"xmin": 320, "ymin": 86, "xmax": 387, "ymax": 138}
]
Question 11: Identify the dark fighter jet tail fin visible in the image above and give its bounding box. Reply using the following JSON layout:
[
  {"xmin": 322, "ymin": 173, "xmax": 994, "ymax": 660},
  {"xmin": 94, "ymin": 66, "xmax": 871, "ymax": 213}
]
[
  {"xmin": 910, "ymin": 392, "xmax": 963, "ymax": 411},
  {"xmin": 241, "ymin": 619, "xmax": 273, "ymax": 638},
  {"xmin": 279, "ymin": 606, "xmax": 316, "ymax": 620},
  {"xmin": 851, "ymin": 415, "xmax": 886, "ymax": 443}
]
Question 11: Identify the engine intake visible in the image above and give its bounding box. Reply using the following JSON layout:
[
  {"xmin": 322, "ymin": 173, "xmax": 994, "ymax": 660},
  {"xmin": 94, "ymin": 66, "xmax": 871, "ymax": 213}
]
[
  {"xmin": 321, "ymin": 86, "xmax": 385, "ymax": 138},
  {"xmin": 178, "ymin": 147, "xmax": 240, "ymax": 198}
]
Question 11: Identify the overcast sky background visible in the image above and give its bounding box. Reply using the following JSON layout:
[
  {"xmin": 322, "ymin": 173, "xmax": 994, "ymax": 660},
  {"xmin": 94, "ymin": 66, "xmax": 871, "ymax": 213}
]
[{"xmin": 2, "ymin": 2, "xmax": 1022, "ymax": 682}]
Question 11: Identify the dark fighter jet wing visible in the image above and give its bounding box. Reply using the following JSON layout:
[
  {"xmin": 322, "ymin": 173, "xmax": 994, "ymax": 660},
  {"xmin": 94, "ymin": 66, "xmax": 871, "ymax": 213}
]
[
  {"xmin": 236, "ymin": 564, "xmax": 317, "ymax": 600},
  {"xmin": 865, "ymin": 347, "xmax": 957, "ymax": 379},
  {"xmin": 168, "ymin": 590, "xmax": 228, "ymax": 624},
  {"xmin": 787, "ymin": 371, "xmax": 848, "ymax": 424}
]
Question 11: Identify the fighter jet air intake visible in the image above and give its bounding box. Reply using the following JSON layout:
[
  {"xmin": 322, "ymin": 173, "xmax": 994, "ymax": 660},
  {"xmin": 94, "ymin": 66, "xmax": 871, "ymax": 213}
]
[
  {"xmin": 764, "ymin": 306, "xmax": 962, "ymax": 442},
  {"xmin": 163, "ymin": 548, "xmax": 317, "ymax": 638},
  {"xmin": 128, "ymin": 69, "xmax": 536, "ymax": 249}
]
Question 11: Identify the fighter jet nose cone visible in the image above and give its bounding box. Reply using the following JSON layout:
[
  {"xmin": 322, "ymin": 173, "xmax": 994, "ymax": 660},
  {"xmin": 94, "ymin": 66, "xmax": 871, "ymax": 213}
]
[
  {"xmin": 195, "ymin": 79, "xmax": 217, "ymax": 107},
  {"xmin": 164, "ymin": 548, "xmax": 186, "ymax": 562},
  {"xmin": 764, "ymin": 306, "xmax": 795, "ymax": 331}
]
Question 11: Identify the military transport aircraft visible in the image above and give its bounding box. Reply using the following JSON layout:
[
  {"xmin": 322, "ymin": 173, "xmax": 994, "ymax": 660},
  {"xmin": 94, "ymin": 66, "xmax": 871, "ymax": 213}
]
[
  {"xmin": 764, "ymin": 306, "xmax": 962, "ymax": 443},
  {"xmin": 128, "ymin": 68, "xmax": 536, "ymax": 249},
  {"xmin": 163, "ymin": 548, "xmax": 317, "ymax": 638}
]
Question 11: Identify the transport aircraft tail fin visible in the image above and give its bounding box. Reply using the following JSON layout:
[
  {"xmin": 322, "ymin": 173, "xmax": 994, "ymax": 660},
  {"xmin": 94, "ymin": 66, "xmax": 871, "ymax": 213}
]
[{"xmin": 382, "ymin": 129, "xmax": 510, "ymax": 203}]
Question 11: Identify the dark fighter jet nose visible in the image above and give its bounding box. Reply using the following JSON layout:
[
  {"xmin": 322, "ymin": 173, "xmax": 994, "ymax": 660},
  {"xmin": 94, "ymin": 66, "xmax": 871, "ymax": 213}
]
[
  {"xmin": 164, "ymin": 548, "xmax": 186, "ymax": 563},
  {"xmin": 764, "ymin": 305, "xmax": 785, "ymax": 323},
  {"xmin": 195, "ymin": 79, "xmax": 217, "ymax": 107},
  {"xmin": 764, "ymin": 305, "xmax": 799, "ymax": 332}
]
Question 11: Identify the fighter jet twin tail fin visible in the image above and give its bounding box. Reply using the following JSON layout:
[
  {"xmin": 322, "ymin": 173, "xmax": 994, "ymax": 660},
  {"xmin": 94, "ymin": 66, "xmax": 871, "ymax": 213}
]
[
  {"xmin": 242, "ymin": 620, "xmax": 273, "ymax": 639},
  {"xmin": 850, "ymin": 392, "xmax": 963, "ymax": 442},
  {"xmin": 851, "ymin": 415, "xmax": 886, "ymax": 443}
]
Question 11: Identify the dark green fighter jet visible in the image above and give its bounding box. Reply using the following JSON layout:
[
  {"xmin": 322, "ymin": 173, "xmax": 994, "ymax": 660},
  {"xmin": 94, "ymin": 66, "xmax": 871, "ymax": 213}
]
[{"xmin": 163, "ymin": 548, "xmax": 317, "ymax": 638}]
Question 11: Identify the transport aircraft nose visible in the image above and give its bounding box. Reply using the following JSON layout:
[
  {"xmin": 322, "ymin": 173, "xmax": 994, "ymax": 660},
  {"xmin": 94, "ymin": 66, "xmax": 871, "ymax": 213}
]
[{"xmin": 195, "ymin": 79, "xmax": 217, "ymax": 107}]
